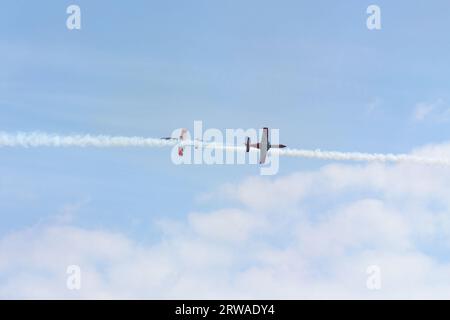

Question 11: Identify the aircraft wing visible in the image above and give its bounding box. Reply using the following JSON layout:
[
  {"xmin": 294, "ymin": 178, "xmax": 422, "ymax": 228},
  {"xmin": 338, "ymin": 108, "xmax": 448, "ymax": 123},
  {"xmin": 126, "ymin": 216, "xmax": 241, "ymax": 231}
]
[
  {"xmin": 260, "ymin": 128, "xmax": 268, "ymax": 150},
  {"xmin": 259, "ymin": 147, "xmax": 267, "ymax": 164},
  {"xmin": 259, "ymin": 127, "xmax": 269, "ymax": 164}
]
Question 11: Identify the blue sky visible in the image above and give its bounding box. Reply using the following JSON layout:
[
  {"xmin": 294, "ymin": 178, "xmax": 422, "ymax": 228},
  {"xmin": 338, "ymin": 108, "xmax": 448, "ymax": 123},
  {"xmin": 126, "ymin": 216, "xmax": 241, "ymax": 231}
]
[{"xmin": 2, "ymin": 1, "xmax": 450, "ymax": 298}]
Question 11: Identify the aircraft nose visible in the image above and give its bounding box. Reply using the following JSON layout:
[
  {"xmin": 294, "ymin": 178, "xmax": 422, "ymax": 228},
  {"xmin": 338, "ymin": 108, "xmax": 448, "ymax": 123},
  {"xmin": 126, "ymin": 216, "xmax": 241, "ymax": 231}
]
[{"xmin": 280, "ymin": 144, "xmax": 287, "ymax": 148}]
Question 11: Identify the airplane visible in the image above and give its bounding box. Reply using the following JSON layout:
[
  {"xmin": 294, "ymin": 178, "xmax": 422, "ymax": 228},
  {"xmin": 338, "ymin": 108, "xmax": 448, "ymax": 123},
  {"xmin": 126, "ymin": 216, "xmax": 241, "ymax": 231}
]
[
  {"xmin": 161, "ymin": 128, "xmax": 204, "ymax": 156},
  {"xmin": 161, "ymin": 128, "xmax": 188, "ymax": 156},
  {"xmin": 245, "ymin": 127, "xmax": 287, "ymax": 164}
]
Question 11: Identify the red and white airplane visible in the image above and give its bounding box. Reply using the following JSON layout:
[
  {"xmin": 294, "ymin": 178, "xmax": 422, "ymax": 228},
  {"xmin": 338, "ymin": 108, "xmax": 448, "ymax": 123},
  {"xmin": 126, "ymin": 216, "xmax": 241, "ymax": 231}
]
[
  {"xmin": 161, "ymin": 128, "xmax": 188, "ymax": 156},
  {"xmin": 245, "ymin": 127, "xmax": 287, "ymax": 164}
]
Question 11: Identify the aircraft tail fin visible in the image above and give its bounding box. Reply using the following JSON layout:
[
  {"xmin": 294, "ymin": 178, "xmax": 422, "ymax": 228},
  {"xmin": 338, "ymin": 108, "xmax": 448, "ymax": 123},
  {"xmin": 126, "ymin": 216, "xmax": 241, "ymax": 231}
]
[
  {"xmin": 245, "ymin": 137, "xmax": 250, "ymax": 152},
  {"xmin": 180, "ymin": 128, "xmax": 188, "ymax": 141},
  {"xmin": 246, "ymin": 137, "xmax": 259, "ymax": 151}
]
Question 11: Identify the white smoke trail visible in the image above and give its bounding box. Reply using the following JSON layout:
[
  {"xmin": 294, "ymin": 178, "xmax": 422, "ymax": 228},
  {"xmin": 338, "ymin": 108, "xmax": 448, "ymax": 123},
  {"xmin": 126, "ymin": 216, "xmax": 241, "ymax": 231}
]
[
  {"xmin": 2, "ymin": 132, "xmax": 450, "ymax": 167},
  {"xmin": 275, "ymin": 148, "xmax": 450, "ymax": 166},
  {"xmin": 196, "ymin": 142, "xmax": 450, "ymax": 166},
  {"xmin": 0, "ymin": 132, "xmax": 176, "ymax": 148}
]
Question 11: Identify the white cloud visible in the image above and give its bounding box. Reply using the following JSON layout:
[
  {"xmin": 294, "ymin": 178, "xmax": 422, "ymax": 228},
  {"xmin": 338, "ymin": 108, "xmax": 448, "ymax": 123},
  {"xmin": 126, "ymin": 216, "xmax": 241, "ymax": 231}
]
[
  {"xmin": 296, "ymin": 199, "xmax": 411, "ymax": 257},
  {"xmin": 3, "ymin": 142, "xmax": 450, "ymax": 298},
  {"xmin": 188, "ymin": 209, "xmax": 263, "ymax": 243},
  {"xmin": 414, "ymin": 102, "xmax": 435, "ymax": 121},
  {"xmin": 413, "ymin": 98, "xmax": 450, "ymax": 122}
]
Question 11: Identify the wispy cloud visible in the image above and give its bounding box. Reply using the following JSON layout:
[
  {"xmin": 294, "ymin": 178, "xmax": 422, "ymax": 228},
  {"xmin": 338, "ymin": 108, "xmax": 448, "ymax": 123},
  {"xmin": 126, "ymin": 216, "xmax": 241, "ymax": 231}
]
[{"xmin": 413, "ymin": 98, "xmax": 450, "ymax": 122}]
